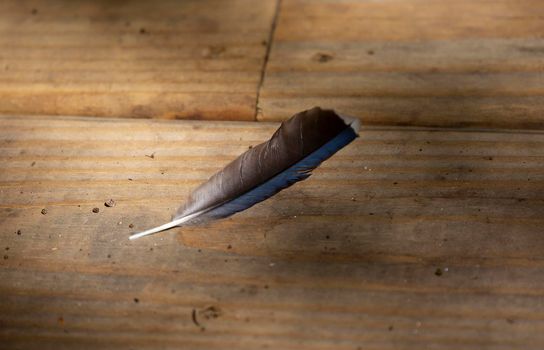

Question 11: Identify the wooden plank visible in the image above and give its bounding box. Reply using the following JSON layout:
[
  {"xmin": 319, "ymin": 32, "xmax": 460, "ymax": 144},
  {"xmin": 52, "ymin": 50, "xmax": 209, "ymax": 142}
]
[
  {"xmin": 258, "ymin": 0, "xmax": 544, "ymax": 128},
  {"xmin": 0, "ymin": 0, "xmax": 277, "ymax": 120},
  {"xmin": 2, "ymin": 115, "xmax": 544, "ymax": 349},
  {"xmin": 276, "ymin": 0, "xmax": 544, "ymax": 42}
]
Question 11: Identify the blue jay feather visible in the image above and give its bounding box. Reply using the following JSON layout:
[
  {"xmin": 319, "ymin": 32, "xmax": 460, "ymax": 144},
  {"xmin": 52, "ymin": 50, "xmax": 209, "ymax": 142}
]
[{"xmin": 130, "ymin": 107, "xmax": 360, "ymax": 240}]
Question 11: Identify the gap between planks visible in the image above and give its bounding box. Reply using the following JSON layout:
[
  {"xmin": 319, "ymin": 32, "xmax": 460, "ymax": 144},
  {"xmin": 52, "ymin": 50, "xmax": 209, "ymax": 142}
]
[{"xmin": 254, "ymin": 0, "xmax": 282, "ymax": 121}]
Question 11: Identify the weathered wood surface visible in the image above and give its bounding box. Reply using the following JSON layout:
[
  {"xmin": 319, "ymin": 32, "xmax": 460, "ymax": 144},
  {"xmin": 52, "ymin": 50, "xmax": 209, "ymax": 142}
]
[
  {"xmin": 3, "ymin": 0, "xmax": 544, "ymax": 129},
  {"xmin": 0, "ymin": 0, "xmax": 276, "ymax": 120},
  {"xmin": 258, "ymin": 0, "xmax": 544, "ymax": 129},
  {"xmin": 2, "ymin": 115, "xmax": 544, "ymax": 349}
]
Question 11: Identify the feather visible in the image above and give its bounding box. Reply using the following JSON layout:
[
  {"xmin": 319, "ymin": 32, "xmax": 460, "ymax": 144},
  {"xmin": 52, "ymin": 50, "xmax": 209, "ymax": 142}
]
[{"xmin": 130, "ymin": 107, "xmax": 360, "ymax": 240}]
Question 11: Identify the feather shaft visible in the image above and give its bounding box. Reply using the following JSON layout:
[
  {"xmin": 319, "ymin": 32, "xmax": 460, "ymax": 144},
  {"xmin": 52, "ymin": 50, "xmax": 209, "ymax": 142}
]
[{"xmin": 129, "ymin": 207, "xmax": 211, "ymax": 240}]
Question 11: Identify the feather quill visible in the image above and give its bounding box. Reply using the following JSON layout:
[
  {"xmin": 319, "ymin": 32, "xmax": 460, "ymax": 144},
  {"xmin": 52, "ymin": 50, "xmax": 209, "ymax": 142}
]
[{"xmin": 130, "ymin": 107, "xmax": 360, "ymax": 240}]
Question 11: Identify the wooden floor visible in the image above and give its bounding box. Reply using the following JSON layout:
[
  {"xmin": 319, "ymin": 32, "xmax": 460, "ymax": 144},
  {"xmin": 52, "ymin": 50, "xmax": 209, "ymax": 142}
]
[
  {"xmin": 1, "ymin": 0, "xmax": 543, "ymax": 128},
  {"xmin": 259, "ymin": 0, "xmax": 544, "ymax": 128},
  {"xmin": 2, "ymin": 115, "xmax": 544, "ymax": 349},
  {"xmin": 0, "ymin": 0, "xmax": 276, "ymax": 120},
  {"xmin": 1, "ymin": 0, "xmax": 544, "ymax": 349}
]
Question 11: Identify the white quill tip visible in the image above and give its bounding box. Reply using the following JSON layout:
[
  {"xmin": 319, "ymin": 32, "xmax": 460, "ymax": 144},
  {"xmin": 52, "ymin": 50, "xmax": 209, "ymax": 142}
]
[{"xmin": 129, "ymin": 209, "xmax": 208, "ymax": 240}]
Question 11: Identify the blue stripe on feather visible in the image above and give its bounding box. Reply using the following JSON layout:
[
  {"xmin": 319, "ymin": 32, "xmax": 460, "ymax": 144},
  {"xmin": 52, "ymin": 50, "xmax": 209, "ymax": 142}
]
[{"xmin": 201, "ymin": 125, "xmax": 358, "ymax": 221}]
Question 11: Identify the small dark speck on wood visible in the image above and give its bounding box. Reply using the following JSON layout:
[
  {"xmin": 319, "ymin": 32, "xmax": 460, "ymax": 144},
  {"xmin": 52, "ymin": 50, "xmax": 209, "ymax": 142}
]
[
  {"xmin": 41, "ymin": 209, "xmax": 47, "ymax": 215},
  {"xmin": 16, "ymin": 230, "xmax": 21, "ymax": 235},
  {"xmin": 31, "ymin": 161, "xmax": 36, "ymax": 167},
  {"xmin": 313, "ymin": 52, "xmax": 333, "ymax": 63},
  {"xmin": 129, "ymin": 223, "xmax": 134, "ymax": 229},
  {"xmin": 199, "ymin": 306, "xmax": 222, "ymax": 320},
  {"xmin": 139, "ymin": 28, "xmax": 147, "ymax": 34},
  {"xmin": 133, "ymin": 298, "xmax": 139, "ymax": 303},
  {"xmin": 92, "ymin": 207, "xmax": 99, "ymax": 213},
  {"xmin": 192, "ymin": 309, "xmax": 201, "ymax": 328},
  {"xmin": 104, "ymin": 199, "xmax": 116, "ymax": 207},
  {"xmin": 145, "ymin": 152, "xmax": 155, "ymax": 159},
  {"xmin": 435, "ymin": 268, "xmax": 443, "ymax": 276},
  {"xmin": 31, "ymin": 8, "xmax": 38, "ymax": 15}
]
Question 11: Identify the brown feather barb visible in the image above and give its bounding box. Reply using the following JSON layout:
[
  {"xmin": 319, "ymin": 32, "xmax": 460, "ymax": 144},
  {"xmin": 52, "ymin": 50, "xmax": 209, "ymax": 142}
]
[{"xmin": 130, "ymin": 107, "xmax": 360, "ymax": 240}]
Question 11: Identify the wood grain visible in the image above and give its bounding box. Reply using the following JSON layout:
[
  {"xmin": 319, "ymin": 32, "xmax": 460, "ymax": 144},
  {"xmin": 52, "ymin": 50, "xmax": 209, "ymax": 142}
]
[
  {"xmin": 2, "ymin": 115, "xmax": 544, "ymax": 349},
  {"xmin": 0, "ymin": 0, "xmax": 277, "ymax": 120},
  {"xmin": 258, "ymin": 0, "xmax": 544, "ymax": 128}
]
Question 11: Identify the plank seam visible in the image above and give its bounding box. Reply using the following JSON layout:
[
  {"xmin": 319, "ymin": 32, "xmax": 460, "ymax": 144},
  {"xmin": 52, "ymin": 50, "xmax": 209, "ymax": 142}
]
[{"xmin": 254, "ymin": 0, "xmax": 282, "ymax": 121}]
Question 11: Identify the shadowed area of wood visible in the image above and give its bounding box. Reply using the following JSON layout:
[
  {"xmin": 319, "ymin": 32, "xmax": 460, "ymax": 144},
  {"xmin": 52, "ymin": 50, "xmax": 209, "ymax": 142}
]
[
  {"xmin": 258, "ymin": 0, "xmax": 544, "ymax": 129},
  {"xmin": 1, "ymin": 115, "xmax": 544, "ymax": 349}
]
